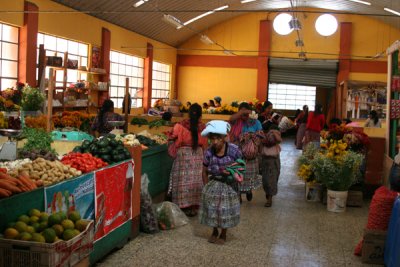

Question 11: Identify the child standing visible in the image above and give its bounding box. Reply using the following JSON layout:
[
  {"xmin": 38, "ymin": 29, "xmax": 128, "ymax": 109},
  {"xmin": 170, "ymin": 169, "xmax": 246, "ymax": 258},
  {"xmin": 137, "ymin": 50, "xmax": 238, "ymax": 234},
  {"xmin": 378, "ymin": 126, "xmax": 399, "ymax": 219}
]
[
  {"xmin": 199, "ymin": 120, "xmax": 243, "ymax": 244},
  {"xmin": 260, "ymin": 124, "xmax": 282, "ymax": 207}
]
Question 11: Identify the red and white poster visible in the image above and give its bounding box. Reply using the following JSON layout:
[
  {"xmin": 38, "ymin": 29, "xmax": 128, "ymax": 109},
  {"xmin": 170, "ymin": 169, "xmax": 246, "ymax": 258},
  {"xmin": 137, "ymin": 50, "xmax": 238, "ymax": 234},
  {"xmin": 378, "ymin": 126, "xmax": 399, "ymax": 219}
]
[{"xmin": 94, "ymin": 160, "xmax": 134, "ymax": 241}]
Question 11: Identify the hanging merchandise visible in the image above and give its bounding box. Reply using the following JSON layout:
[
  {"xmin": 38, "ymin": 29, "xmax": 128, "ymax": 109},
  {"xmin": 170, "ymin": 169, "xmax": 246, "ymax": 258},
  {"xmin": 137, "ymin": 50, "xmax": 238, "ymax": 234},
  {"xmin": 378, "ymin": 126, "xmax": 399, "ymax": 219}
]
[{"xmin": 390, "ymin": 100, "xmax": 400, "ymax": 119}]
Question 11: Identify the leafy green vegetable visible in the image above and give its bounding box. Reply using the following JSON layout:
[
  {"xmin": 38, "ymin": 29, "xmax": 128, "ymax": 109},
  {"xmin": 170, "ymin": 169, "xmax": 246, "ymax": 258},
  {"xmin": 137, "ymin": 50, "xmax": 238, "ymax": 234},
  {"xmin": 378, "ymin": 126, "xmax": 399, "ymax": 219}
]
[
  {"xmin": 19, "ymin": 127, "xmax": 57, "ymax": 158},
  {"xmin": 21, "ymin": 85, "xmax": 45, "ymax": 111},
  {"xmin": 148, "ymin": 119, "xmax": 171, "ymax": 129},
  {"xmin": 130, "ymin": 117, "xmax": 149, "ymax": 126}
]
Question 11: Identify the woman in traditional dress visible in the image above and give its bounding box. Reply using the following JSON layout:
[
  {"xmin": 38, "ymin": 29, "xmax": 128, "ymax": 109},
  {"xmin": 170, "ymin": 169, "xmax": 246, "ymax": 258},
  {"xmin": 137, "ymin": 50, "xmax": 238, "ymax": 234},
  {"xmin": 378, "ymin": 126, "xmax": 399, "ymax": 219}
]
[
  {"xmin": 295, "ymin": 105, "xmax": 308, "ymax": 149},
  {"xmin": 200, "ymin": 120, "xmax": 243, "ymax": 244},
  {"xmin": 168, "ymin": 103, "xmax": 207, "ymax": 217},
  {"xmin": 304, "ymin": 104, "xmax": 325, "ymax": 148},
  {"xmin": 229, "ymin": 102, "xmax": 262, "ymax": 202}
]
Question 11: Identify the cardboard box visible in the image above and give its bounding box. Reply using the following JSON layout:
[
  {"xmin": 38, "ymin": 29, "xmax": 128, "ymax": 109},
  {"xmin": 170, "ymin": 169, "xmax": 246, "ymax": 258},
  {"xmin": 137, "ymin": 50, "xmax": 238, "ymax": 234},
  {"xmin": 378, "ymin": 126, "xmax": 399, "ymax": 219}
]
[
  {"xmin": 361, "ymin": 229, "xmax": 386, "ymax": 265},
  {"xmin": 347, "ymin": 190, "xmax": 363, "ymax": 207}
]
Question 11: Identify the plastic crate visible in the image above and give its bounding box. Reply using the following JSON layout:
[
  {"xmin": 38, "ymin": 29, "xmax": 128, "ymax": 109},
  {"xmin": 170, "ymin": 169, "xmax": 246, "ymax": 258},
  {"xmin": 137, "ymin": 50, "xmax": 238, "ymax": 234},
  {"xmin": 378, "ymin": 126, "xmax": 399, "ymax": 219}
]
[
  {"xmin": 0, "ymin": 220, "xmax": 94, "ymax": 267},
  {"xmin": 51, "ymin": 131, "xmax": 93, "ymax": 142}
]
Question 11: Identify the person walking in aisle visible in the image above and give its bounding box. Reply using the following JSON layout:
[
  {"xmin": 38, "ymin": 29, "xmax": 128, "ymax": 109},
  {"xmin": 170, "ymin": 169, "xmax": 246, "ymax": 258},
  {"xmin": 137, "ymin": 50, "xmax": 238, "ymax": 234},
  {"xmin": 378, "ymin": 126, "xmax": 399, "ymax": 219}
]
[
  {"xmin": 295, "ymin": 105, "xmax": 309, "ymax": 149},
  {"xmin": 168, "ymin": 103, "xmax": 207, "ymax": 217},
  {"xmin": 303, "ymin": 104, "xmax": 325, "ymax": 148},
  {"xmin": 364, "ymin": 110, "xmax": 382, "ymax": 128},
  {"xmin": 229, "ymin": 102, "xmax": 262, "ymax": 202},
  {"xmin": 200, "ymin": 120, "xmax": 243, "ymax": 244},
  {"xmin": 260, "ymin": 123, "xmax": 282, "ymax": 207}
]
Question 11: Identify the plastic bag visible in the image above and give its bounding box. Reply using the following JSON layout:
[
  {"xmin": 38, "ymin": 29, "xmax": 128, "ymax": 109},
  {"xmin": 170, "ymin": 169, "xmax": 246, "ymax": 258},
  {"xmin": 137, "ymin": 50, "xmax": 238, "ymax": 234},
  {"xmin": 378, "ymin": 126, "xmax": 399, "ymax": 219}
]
[
  {"xmin": 153, "ymin": 201, "xmax": 189, "ymax": 230},
  {"xmin": 140, "ymin": 174, "xmax": 159, "ymax": 234}
]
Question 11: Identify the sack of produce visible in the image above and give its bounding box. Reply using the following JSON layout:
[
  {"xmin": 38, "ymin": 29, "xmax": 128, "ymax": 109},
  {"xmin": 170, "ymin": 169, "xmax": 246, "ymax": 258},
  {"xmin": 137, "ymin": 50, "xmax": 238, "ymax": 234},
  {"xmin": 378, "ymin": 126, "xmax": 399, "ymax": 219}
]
[
  {"xmin": 153, "ymin": 201, "xmax": 189, "ymax": 230},
  {"xmin": 140, "ymin": 174, "xmax": 159, "ymax": 234}
]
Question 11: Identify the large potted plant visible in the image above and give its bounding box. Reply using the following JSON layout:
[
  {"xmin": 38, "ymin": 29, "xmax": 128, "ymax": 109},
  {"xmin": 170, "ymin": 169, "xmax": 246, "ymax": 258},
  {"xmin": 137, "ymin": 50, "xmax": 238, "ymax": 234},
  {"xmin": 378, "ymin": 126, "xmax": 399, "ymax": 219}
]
[{"xmin": 312, "ymin": 140, "xmax": 363, "ymax": 212}]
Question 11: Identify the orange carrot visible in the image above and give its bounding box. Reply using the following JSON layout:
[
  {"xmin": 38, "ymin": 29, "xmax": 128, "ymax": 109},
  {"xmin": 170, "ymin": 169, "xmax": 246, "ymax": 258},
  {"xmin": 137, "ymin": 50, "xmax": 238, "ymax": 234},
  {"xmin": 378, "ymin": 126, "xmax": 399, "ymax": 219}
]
[
  {"xmin": 0, "ymin": 180, "xmax": 22, "ymax": 193},
  {"xmin": 18, "ymin": 176, "xmax": 36, "ymax": 190}
]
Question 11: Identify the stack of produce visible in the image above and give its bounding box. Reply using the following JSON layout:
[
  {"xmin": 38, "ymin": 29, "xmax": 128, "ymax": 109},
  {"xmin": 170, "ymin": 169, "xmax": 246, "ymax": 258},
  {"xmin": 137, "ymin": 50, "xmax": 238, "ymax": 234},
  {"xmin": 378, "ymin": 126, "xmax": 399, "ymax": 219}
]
[
  {"xmin": 2, "ymin": 209, "xmax": 89, "ymax": 243},
  {"xmin": 130, "ymin": 117, "xmax": 149, "ymax": 126},
  {"xmin": 9, "ymin": 158, "xmax": 82, "ymax": 186},
  {"xmin": 0, "ymin": 158, "xmax": 31, "ymax": 172},
  {"xmin": 72, "ymin": 134, "xmax": 131, "ymax": 164},
  {"xmin": 61, "ymin": 152, "xmax": 108, "ymax": 173},
  {"xmin": 0, "ymin": 170, "xmax": 42, "ymax": 198},
  {"xmin": 136, "ymin": 130, "xmax": 168, "ymax": 145},
  {"xmin": 18, "ymin": 127, "xmax": 58, "ymax": 161},
  {"xmin": 116, "ymin": 134, "xmax": 141, "ymax": 147}
]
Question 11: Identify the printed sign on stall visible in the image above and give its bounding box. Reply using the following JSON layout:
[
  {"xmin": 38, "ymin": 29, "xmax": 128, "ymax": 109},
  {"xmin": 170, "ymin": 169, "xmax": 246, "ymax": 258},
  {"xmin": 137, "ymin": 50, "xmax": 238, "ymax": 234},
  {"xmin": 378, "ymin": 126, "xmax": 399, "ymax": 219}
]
[
  {"xmin": 44, "ymin": 173, "xmax": 95, "ymax": 220},
  {"xmin": 94, "ymin": 160, "xmax": 134, "ymax": 241}
]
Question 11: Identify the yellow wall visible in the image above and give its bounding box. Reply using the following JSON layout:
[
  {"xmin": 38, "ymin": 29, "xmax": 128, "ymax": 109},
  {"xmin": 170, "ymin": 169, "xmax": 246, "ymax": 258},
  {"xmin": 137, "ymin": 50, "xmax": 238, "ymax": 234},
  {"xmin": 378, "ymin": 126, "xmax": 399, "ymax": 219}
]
[
  {"xmin": 178, "ymin": 67, "xmax": 257, "ymax": 105},
  {"xmin": 178, "ymin": 9, "xmax": 399, "ymax": 102},
  {"xmin": 0, "ymin": 0, "xmax": 177, "ymax": 97}
]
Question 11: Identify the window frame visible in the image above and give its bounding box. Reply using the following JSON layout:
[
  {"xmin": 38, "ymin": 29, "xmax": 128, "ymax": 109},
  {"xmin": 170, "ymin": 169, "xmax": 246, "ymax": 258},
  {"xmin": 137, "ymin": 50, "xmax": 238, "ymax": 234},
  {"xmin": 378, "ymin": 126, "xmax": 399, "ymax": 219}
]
[
  {"xmin": 36, "ymin": 33, "xmax": 89, "ymax": 92},
  {"xmin": 151, "ymin": 61, "xmax": 171, "ymax": 106},
  {"xmin": 109, "ymin": 50, "xmax": 144, "ymax": 109},
  {"xmin": 0, "ymin": 23, "xmax": 19, "ymax": 90}
]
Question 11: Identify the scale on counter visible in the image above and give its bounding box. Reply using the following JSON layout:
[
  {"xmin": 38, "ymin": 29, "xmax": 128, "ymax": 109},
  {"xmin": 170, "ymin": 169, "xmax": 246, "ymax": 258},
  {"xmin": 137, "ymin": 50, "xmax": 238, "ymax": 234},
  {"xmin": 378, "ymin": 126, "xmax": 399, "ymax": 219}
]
[
  {"xmin": 108, "ymin": 121, "xmax": 125, "ymax": 135},
  {"xmin": 0, "ymin": 129, "xmax": 23, "ymax": 161}
]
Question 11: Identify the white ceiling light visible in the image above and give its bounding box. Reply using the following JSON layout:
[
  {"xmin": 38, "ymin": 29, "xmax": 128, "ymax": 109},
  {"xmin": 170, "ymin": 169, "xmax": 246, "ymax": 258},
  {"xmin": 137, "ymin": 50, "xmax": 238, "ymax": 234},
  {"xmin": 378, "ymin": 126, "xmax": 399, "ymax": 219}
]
[
  {"xmin": 315, "ymin": 14, "xmax": 338, "ymax": 36},
  {"xmin": 347, "ymin": 0, "xmax": 371, "ymax": 5},
  {"xmin": 133, "ymin": 0, "xmax": 148, "ymax": 8},
  {"xmin": 162, "ymin": 14, "xmax": 183, "ymax": 28},
  {"xmin": 384, "ymin": 7, "xmax": 400, "ymax": 16},
  {"xmin": 200, "ymin": 35, "xmax": 215, "ymax": 45},
  {"xmin": 273, "ymin": 13, "xmax": 294, "ymax": 35},
  {"xmin": 241, "ymin": 0, "xmax": 257, "ymax": 3},
  {"xmin": 178, "ymin": 5, "xmax": 229, "ymax": 29}
]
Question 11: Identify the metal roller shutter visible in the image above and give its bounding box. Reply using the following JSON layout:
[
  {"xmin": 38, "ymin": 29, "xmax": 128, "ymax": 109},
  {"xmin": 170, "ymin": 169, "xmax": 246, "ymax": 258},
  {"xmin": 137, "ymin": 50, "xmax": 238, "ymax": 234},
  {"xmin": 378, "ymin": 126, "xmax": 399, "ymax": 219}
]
[{"xmin": 269, "ymin": 58, "xmax": 338, "ymax": 88}]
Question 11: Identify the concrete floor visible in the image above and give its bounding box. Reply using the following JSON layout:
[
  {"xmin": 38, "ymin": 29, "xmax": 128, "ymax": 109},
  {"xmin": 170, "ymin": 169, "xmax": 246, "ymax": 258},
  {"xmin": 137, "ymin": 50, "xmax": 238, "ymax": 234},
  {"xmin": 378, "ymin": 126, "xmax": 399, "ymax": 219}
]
[{"xmin": 96, "ymin": 138, "xmax": 379, "ymax": 267}]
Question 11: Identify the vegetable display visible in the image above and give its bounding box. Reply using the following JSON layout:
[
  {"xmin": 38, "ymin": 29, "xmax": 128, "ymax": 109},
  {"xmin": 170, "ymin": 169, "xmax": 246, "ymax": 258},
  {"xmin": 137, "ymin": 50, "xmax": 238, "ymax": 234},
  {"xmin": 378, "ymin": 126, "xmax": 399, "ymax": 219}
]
[
  {"xmin": 2, "ymin": 209, "xmax": 90, "ymax": 243},
  {"xmin": 130, "ymin": 117, "xmax": 149, "ymax": 126},
  {"xmin": 72, "ymin": 134, "xmax": 131, "ymax": 164},
  {"xmin": 0, "ymin": 159, "xmax": 32, "ymax": 172},
  {"xmin": 8, "ymin": 158, "xmax": 82, "ymax": 187},
  {"xmin": 0, "ymin": 169, "xmax": 41, "ymax": 198},
  {"xmin": 148, "ymin": 119, "xmax": 171, "ymax": 129},
  {"xmin": 19, "ymin": 127, "xmax": 57, "ymax": 161},
  {"xmin": 61, "ymin": 153, "xmax": 108, "ymax": 173}
]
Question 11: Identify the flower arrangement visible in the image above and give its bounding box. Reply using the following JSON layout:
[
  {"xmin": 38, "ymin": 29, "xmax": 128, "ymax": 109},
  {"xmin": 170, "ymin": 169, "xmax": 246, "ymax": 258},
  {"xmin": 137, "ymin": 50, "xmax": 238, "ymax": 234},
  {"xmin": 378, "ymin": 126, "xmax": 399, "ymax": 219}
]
[
  {"xmin": 0, "ymin": 84, "xmax": 22, "ymax": 112},
  {"xmin": 297, "ymin": 143, "xmax": 319, "ymax": 183},
  {"xmin": 52, "ymin": 111, "xmax": 95, "ymax": 132},
  {"xmin": 320, "ymin": 125, "xmax": 369, "ymax": 153},
  {"xmin": 25, "ymin": 115, "xmax": 52, "ymax": 131},
  {"xmin": 312, "ymin": 148, "xmax": 363, "ymax": 191}
]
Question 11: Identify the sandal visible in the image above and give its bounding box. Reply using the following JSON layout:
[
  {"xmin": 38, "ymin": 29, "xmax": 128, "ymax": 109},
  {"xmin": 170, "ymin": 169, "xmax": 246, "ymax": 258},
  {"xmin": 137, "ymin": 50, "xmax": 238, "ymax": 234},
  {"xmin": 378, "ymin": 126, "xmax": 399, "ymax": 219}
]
[
  {"xmin": 215, "ymin": 237, "xmax": 226, "ymax": 245},
  {"xmin": 208, "ymin": 235, "xmax": 218, "ymax": 243}
]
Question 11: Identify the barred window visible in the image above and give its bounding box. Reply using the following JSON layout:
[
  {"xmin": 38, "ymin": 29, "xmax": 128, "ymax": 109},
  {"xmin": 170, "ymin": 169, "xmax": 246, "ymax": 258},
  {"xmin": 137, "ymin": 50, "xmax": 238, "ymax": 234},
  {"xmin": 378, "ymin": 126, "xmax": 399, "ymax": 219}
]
[
  {"xmin": 151, "ymin": 61, "xmax": 170, "ymax": 106},
  {"xmin": 0, "ymin": 23, "xmax": 19, "ymax": 89},
  {"xmin": 268, "ymin": 83, "xmax": 316, "ymax": 111},
  {"xmin": 110, "ymin": 50, "xmax": 144, "ymax": 108}
]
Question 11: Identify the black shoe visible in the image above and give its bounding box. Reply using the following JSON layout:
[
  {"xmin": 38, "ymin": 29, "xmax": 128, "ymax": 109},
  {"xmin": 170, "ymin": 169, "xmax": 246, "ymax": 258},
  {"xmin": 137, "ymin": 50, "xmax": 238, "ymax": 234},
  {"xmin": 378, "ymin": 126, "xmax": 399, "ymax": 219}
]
[{"xmin": 246, "ymin": 191, "xmax": 253, "ymax": 201}]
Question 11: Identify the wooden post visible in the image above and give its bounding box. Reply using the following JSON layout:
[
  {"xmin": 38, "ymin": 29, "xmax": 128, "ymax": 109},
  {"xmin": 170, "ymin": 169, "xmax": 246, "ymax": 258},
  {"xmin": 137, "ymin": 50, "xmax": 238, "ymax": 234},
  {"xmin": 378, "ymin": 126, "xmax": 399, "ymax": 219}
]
[
  {"xmin": 47, "ymin": 68, "xmax": 54, "ymax": 133},
  {"xmin": 124, "ymin": 78, "xmax": 129, "ymax": 133}
]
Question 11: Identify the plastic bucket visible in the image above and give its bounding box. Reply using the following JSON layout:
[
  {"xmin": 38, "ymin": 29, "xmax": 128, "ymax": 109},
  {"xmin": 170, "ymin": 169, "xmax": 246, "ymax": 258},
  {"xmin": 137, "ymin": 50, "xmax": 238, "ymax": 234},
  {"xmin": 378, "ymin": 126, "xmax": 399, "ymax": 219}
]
[{"xmin": 327, "ymin": 190, "xmax": 348, "ymax": 212}]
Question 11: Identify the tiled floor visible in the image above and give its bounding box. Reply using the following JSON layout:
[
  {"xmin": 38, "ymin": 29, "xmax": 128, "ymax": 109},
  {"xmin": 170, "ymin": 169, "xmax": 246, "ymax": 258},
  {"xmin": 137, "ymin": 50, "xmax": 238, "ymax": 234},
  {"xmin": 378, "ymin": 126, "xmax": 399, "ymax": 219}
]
[{"xmin": 96, "ymin": 138, "xmax": 379, "ymax": 267}]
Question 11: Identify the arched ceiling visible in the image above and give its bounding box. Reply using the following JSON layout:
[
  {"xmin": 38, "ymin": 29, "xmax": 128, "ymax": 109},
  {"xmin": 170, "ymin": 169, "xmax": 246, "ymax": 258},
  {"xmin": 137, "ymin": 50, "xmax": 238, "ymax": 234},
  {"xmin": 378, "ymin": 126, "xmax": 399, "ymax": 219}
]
[{"xmin": 51, "ymin": 0, "xmax": 400, "ymax": 47}]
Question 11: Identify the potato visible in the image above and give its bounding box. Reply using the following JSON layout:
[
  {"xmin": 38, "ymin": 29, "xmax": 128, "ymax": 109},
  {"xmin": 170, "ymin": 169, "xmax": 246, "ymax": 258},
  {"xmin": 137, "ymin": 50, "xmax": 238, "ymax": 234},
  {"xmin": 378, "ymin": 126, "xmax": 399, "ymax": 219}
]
[{"xmin": 41, "ymin": 174, "xmax": 48, "ymax": 180}]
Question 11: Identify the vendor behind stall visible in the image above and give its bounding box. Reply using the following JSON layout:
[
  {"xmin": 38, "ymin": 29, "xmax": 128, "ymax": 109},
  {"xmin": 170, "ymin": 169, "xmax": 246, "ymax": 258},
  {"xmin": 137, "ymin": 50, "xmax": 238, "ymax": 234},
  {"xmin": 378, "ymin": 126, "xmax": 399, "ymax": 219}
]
[{"xmin": 91, "ymin": 99, "xmax": 124, "ymax": 136}]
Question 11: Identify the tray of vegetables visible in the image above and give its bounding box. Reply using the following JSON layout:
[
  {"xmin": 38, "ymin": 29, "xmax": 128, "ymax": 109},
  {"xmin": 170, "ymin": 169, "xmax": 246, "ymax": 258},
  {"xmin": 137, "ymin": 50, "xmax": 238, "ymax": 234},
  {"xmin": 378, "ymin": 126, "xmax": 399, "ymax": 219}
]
[{"xmin": 72, "ymin": 134, "xmax": 132, "ymax": 164}]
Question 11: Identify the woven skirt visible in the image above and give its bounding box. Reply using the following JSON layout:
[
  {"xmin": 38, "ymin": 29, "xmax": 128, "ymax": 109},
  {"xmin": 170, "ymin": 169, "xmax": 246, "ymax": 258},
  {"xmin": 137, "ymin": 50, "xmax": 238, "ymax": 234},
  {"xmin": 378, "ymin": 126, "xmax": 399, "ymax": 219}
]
[
  {"xmin": 238, "ymin": 158, "xmax": 262, "ymax": 192},
  {"xmin": 296, "ymin": 123, "xmax": 307, "ymax": 149},
  {"xmin": 199, "ymin": 179, "xmax": 240, "ymax": 229},
  {"xmin": 168, "ymin": 146, "xmax": 204, "ymax": 209}
]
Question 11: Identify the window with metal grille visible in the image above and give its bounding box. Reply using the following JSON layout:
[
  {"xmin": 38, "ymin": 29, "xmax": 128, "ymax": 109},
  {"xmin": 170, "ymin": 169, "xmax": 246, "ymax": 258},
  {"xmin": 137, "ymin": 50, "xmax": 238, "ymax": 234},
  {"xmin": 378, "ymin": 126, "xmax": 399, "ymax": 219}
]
[
  {"xmin": 151, "ymin": 61, "xmax": 170, "ymax": 106},
  {"xmin": 110, "ymin": 50, "xmax": 144, "ymax": 108},
  {"xmin": 0, "ymin": 23, "xmax": 19, "ymax": 90},
  {"xmin": 36, "ymin": 33, "xmax": 88, "ymax": 90},
  {"xmin": 268, "ymin": 83, "xmax": 316, "ymax": 111}
]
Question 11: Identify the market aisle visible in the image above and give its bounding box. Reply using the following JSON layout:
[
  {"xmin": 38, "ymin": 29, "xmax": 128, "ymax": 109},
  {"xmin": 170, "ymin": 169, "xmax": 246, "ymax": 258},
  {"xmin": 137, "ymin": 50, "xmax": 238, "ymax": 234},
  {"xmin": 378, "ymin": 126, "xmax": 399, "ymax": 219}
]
[{"xmin": 96, "ymin": 138, "xmax": 377, "ymax": 267}]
